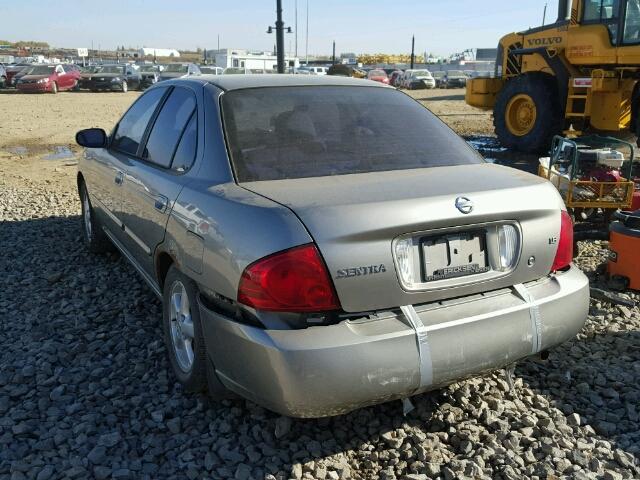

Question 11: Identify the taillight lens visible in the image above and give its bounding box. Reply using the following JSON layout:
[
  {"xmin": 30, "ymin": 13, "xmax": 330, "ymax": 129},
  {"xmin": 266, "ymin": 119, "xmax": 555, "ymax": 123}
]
[
  {"xmin": 237, "ymin": 244, "xmax": 341, "ymax": 312},
  {"xmin": 551, "ymin": 210, "xmax": 574, "ymax": 271}
]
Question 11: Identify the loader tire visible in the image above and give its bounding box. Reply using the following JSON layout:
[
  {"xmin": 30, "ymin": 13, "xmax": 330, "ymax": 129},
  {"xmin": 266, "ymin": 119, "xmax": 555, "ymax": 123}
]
[{"xmin": 494, "ymin": 73, "xmax": 563, "ymax": 154}]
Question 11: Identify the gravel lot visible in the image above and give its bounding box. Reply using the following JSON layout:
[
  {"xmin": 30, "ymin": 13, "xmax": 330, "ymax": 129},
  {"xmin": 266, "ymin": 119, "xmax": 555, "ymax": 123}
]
[{"xmin": 0, "ymin": 89, "xmax": 639, "ymax": 480}]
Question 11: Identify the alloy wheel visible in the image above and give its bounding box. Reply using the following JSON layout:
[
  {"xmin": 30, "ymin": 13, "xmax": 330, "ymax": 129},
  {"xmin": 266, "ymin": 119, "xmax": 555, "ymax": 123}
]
[{"xmin": 169, "ymin": 281, "xmax": 195, "ymax": 372}]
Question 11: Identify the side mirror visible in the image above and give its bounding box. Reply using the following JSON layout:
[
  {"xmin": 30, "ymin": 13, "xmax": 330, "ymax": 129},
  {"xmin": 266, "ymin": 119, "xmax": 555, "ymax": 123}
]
[{"xmin": 76, "ymin": 128, "xmax": 107, "ymax": 148}]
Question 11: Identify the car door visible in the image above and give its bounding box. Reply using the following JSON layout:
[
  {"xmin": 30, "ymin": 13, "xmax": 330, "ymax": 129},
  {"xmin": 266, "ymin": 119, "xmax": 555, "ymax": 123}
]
[
  {"xmin": 119, "ymin": 85, "xmax": 199, "ymax": 276},
  {"xmin": 88, "ymin": 86, "xmax": 169, "ymax": 243},
  {"xmin": 124, "ymin": 66, "xmax": 140, "ymax": 90},
  {"xmin": 62, "ymin": 65, "xmax": 77, "ymax": 89}
]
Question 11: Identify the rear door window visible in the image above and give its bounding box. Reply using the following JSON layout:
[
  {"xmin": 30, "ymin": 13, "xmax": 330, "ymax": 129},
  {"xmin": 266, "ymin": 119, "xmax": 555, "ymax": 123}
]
[
  {"xmin": 221, "ymin": 86, "xmax": 482, "ymax": 182},
  {"xmin": 171, "ymin": 113, "xmax": 198, "ymax": 172},
  {"xmin": 141, "ymin": 87, "xmax": 196, "ymax": 168},
  {"xmin": 111, "ymin": 87, "xmax": 167, "ymax": 156}
]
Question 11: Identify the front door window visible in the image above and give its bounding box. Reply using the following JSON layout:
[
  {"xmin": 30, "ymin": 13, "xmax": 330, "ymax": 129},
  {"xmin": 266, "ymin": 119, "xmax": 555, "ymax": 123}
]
[
  {"xmin": 623, "ymin": 0, "xmax": 640, "ymax": 43},
  {"xmin": 583, "ymin": 0, "xmax": 621, "ymax": 43}
]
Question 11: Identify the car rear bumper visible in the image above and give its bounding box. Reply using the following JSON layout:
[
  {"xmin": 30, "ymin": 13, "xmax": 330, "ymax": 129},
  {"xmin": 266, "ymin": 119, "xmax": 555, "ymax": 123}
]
[{"xmin": 199, "ymin": 266, "xmax": 588, "ymax": 417}]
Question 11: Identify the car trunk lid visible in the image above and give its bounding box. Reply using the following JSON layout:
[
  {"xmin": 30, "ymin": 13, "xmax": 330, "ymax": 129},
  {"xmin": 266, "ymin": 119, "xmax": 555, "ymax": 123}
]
[{"xmin": 242, "ymin": 163, "xmax": 565, "ymax": 313}]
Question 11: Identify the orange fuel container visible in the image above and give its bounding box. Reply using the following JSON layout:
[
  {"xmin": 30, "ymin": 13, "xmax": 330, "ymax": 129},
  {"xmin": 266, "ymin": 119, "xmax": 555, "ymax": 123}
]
[{"xmin": 608, "ymin": 211, "xmax": 640, "ymax": 290}]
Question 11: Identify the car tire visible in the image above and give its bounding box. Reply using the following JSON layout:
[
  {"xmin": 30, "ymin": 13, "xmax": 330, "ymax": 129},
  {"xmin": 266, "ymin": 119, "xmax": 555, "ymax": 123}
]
[
  {"xmin": 121, "ymin": 81, "xmax": 128, "ymax": 93},
  {"xmin": 493, "ymin": 73, "xmax": 563, "ymax": 154},
  {"xmin": 79, "ymin": 181, "xmax": 112, "ymax": 253},
  {"xmin": 162, "ymin": 266, "xmax": 209, "ymax": 393},
  {"xmin": 73, "ymin": 80, "xmax": 80, "ymax": 92},
  {"xmin": 51, "ymin": 82, "xmax": 58, "ymax": 94}
]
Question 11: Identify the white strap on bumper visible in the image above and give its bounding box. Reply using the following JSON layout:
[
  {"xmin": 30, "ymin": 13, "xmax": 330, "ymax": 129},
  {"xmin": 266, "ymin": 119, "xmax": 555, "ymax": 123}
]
[
  {"xmin": 400, "ymin": 305, "xmax": 433, "ymax": 389},
  {"xmin": 513, "ymin": 283, "xmax": 542, "ymax": 354}
]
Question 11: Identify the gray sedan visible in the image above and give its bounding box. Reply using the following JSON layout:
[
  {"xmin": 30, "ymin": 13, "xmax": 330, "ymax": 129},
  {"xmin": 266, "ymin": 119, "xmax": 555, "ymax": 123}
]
[{"xmin": 75, "ymin": 75, "xmax": 589, "ymax": 417}]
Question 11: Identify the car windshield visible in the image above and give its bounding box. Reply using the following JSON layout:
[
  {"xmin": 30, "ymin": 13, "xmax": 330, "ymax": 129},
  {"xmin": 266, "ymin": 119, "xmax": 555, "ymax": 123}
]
[
  {"xmin": 222, "ymin": 86, "xmax": 482, "ymax": 182},
  {"xmin": 26, "ymin": 65, "xmax": 55, "ymax": 75},
  {"xmin": 368, "ymin": 70, "xmax": 387, "ymax": 77},
  {"xmin": 448, "ymin": 70, "xmax": 465, "ymax": 76},
  {"xmin": 433, "ymin": 72, "xmax": 445, "ymax": 78},
  {"xmin": 165, "ymin": 64, "xmax": 188, "ymax": 73},
  {"xmin": 97, "ymin": 66, "xmax": 122, "ymax": 74},
  {"xmin": 413, "ymin": 70, "xmax": 431, "ymax": 77},
  {"xmin": 139, "ymin": 65, "xmax": 157, "ymax": 72}
]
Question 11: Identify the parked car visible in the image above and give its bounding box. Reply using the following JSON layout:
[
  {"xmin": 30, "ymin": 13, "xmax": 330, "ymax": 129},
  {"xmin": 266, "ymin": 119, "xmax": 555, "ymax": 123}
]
[
  {"xmin": 432, "ymin": 71, "xmax": 447, "ymax": 88},
  {"xmin": 158, "ymin": 63, "xmax": 201, "ymax": 82},
  {"xmin": 5, "ymin": 64, "xmax": 30, "ymax": 87},
  {"xmin": 401, "ymin": 69, "xmax": 436, "ymax": 89},
  {"xmin": 445, "ymin": 70, "xmax": 468, "ymax": 88},
  {"xmin": 367, "ymin": 69, "xmax": 390, "ymax": 85},
  {"xmin": 303, "ymin": 66, "xmax": 328, "ymax": 75},
  {"xmin": 200, "ymin": 66, "xmax": 223, "ymax": 75},
  {"xmin": 137, "ymin": 65, "xmax": 163, "ymax": 89},
  {"xmin": 75, "ymin": 75, "xmax": 588, "ymax": 418},
  {"xmin": 16, "ymin": 64, "xmax": 81, "ymax": 93},
  {"xmin": 0, "ymin": 64, "xmax": 6, "ymax": 88},
  {"xmin": 388, "ymin": 70, "xmax": 404, "ymax": 87},
  {"xmin": 80, "ymin": 64, "xmax": 141, "ymax": 92}
]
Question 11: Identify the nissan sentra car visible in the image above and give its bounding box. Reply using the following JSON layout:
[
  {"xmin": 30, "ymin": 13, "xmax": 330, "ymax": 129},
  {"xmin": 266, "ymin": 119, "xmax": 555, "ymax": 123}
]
[{"xmin": 75, "ymin": 75, "xmax": 589, "ymax": 417}]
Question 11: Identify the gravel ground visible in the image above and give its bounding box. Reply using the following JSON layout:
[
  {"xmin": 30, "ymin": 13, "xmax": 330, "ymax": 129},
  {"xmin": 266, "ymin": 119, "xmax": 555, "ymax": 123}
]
[{"xmin": 1, "ymin": 91, "xmax": 639, "ymax": 480}]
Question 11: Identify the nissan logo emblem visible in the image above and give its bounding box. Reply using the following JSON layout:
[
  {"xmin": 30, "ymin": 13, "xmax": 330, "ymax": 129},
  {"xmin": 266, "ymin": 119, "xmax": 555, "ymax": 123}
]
[{"xmin": 455, "ymin": 197, "xmax": 474, "ymax": 214}]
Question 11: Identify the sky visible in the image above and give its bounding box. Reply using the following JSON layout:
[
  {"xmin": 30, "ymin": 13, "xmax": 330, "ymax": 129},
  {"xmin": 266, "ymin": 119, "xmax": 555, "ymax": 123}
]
[{"xmin": 0, "ymin": 0, "xmax": 558, "ymax": 57}]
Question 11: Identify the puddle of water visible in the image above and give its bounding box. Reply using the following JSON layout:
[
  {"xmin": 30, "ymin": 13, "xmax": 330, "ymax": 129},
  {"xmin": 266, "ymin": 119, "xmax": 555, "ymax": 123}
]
[
  {"xmin": 5, "ymin": 145, "xmax": 76, "ymax": 160},
  {"xmin": 6, "ymin": 146, "xmax": 28, "ymax": 156},
  {"xmin": 43, "ymin": 146, "xmax": 75, "ymax": 161},
  {"xmin": 465, "ymin": 135, "xmax": 541, "ymax": 174}
]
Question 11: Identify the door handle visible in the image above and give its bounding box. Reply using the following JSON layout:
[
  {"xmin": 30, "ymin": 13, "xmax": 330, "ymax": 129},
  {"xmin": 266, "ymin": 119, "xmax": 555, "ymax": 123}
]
[
  {"xmin": 154, "ymin": 195, "xmax": 169, "ymax": 212},
  {"xmin": 114, "ymin": 171, "xmax": 124, "ymax": 185}
]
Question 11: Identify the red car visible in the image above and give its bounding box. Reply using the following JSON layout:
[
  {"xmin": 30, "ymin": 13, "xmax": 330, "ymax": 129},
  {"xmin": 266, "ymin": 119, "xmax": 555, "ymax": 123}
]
[
  {"xmin": 367, "ymin": 69, "xmax": 390, "ymax": 84},
  {"xmin": 16, "ymin": 64, "xmax": 81, "ymax": 93}
]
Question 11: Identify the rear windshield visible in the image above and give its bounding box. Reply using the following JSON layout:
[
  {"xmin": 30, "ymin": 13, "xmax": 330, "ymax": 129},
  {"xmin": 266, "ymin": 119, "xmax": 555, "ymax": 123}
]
[
  {"xmin": 165, "ymin": 64, "xmax": 188, "ymax": 73},
  {"xmin": 27, "ymin": 65, "xmax": 55, "ymax": 75},
  {"xmin": 97, "ymin": 66, "xmax": 122, "ymax": 74},
  {"xmin": 221, "ymin": 86, "xmax": 482, "ymax": 182},
  {"xmin": 368, "ymin": 70, "xmax": 387, "ymax": 77}
]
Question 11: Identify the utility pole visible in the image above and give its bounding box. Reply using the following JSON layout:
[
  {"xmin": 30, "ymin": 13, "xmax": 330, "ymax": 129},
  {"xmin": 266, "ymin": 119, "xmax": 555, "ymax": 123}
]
[
  {"xmin": 305, "ymin": 0, "xmax": 309, "ymax": 65},
  {"xmin": 295, "ymin": 0, "xmax": 298, "ymax": 58},
  {"xmin": 332, "ymin": 41, "xmax": 336, "ymax": 65},
  {"xmin": 276, "ymin": 0, "xmax": 285, "ymax": 73},
  {"xmin": 410, "ymin": 35, "xmax": 415, "ymax": 69},
  {"xmin": 267, "ymin": 0, "xmax": 291, "ymax": 73},
  {"xmin": 542, "ymin": 2, "xmax": 548, "ymax": 25},
  {"xmin": 217, "ymin": 34, "xmax": 220, "ymax": 51}
]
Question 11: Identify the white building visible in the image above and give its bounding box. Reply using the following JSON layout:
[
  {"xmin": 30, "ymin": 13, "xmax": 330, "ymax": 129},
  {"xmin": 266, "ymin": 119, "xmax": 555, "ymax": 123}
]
[
  {"xmin": 139, "ymin": 47, "xmax": 180, "ymax": 58},
  {"xmin": 213, "ymin": 49, "xmax": 299, "ymax": 71}
]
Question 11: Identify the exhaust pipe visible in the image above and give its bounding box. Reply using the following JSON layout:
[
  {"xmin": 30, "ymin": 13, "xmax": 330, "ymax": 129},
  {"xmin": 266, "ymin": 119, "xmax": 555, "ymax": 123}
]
[{"xmin": 557, "ymin": 0, "xmax": 572, "ymax": 21}]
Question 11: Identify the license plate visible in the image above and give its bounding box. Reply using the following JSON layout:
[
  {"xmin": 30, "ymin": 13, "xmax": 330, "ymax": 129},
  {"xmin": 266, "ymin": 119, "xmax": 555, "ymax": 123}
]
[{"xmin": 422, "ymin": 231, "xmax": 489, "ymax": 282}]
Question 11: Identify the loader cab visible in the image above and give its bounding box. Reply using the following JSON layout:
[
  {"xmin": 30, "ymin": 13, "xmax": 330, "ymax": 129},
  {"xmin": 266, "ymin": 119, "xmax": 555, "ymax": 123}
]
[{"xmin": 578, "ymin": 0, "xmax": 640, "ymax": 46}]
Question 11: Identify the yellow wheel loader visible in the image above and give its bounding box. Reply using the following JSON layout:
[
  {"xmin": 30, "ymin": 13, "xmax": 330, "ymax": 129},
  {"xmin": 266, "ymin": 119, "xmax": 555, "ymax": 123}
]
[{"xmin": 466, "ymin": 0, "xmax": 640, "ymax": 153}]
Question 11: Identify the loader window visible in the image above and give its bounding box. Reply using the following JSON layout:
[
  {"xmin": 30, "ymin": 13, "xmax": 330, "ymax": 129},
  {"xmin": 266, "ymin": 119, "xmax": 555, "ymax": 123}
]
[
  {"xmin": 583, "ymin": 0, "xmax": 620, "ymax": 43},
  {"xmin": 623, "ymin": 0, "xmax": 640, "ymax": 43}
]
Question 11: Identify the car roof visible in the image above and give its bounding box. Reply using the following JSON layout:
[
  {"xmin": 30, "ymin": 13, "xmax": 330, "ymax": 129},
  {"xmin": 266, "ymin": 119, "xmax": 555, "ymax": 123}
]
[{"xmin": 197, "ymin": 74, "xmax": 389, "ymax": 91}]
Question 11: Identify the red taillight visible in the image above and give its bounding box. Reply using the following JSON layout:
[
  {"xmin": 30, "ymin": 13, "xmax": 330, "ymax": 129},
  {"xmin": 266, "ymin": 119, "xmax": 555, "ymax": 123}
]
[
  {"xmin": 237, "ymin": 244, "xmax": 341, "ymax": 312},
  {"xmin": 551, "ymin": 210, "xmax": 574, "ymax": 271}
]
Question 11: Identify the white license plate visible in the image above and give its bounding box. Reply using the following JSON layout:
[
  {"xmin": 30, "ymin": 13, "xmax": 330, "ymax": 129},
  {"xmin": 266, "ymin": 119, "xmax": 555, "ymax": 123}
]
[{"xmin": 422, "ymin": 232, "xmax": 489, "ymax": 282}]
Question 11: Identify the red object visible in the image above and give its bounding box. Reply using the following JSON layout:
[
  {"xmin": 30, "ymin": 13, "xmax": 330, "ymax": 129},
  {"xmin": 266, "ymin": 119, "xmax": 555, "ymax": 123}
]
[
  {"xmin": 582, "ymin": 167, "xmax": 623, "ymax": 183},
  {"xmin": 367, "ymin": 70, "xmax": 390, "ymax": 84},
  {"xmin": 16, "ymin": 64, "xmax": 81, "ymax": 93},
  {"xmin": 632, "ymin": 182, "xmax": 640, "ymax": 211},
  {"xmin": 238, "ymin": 244, "xmax": 341, "ymax": 312},
  {"xmin": 608, "ymin": 213, "xmax": 640, "ymax": 290},
  {"xmin": 552, "ymin": 210, "xmax": 574, "ymax": 271}
]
